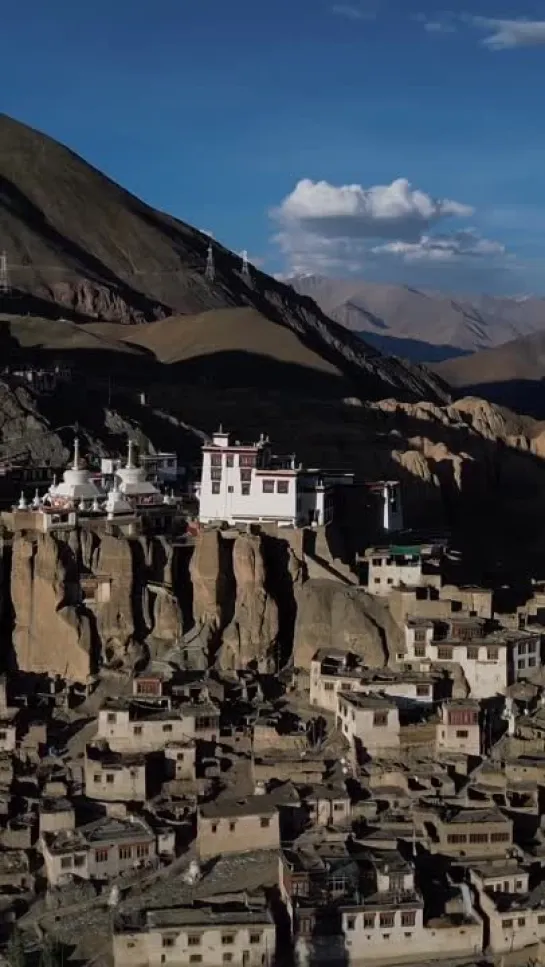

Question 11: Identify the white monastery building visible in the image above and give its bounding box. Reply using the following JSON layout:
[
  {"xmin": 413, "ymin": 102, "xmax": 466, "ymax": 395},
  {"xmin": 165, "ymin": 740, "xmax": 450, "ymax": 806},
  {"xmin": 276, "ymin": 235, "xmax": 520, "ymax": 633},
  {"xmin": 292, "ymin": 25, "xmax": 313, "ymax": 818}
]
[{"xmin": 197, "ymin": 427, "xmax": 401, "ymax": 529}]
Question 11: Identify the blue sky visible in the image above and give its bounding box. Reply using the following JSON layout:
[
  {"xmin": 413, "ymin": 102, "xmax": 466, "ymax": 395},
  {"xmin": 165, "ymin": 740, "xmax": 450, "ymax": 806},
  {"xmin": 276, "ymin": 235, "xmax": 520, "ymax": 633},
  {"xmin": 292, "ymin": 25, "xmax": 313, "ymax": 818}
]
[{"xmin": 3, "ymin": 0, "xmax": 545, "ymax": 294}]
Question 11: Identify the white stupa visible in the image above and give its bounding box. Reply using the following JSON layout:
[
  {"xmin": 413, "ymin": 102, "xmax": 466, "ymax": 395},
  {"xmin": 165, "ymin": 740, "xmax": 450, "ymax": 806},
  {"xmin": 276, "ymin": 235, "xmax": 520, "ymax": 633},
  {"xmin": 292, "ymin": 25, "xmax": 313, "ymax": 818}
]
[
  {"xmin": 54, "ymin": 437, "xmax": 102, "ymax": 505},
  {"xmin": 115, "ymin": 440, "xmax": 161, "ymax": 503},
  {"xmin": 105, "ymin": 479, "xmax": 134, "ymax": 519}
]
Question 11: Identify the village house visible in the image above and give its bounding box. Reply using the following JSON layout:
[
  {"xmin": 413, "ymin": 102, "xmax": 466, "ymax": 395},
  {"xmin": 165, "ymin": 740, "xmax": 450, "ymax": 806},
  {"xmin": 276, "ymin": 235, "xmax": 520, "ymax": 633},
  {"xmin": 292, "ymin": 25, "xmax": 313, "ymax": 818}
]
[
  {"xmin": 84, "ymin": 745, "xmax": 149, "ymax": 802},
  {"xmin": 197, "ymin": 795, "xmax": 280, "ymax": 860},
  {"xmin": 113, "ymin": 899, "xmax": 276, "ymax": 967},
  {"xmin": 0, "ymin": 710, "xmax": 17, "ymax": 754},
  {"xmin": 403, "ymin": 617, "xmax": 509, "ymax": 698},
  {"xmin": 364, "ymin": 540, "xmax": 443, "ymax": 596},
  {"xmin": 474, "ymin": 876, "xmax": 545, "ymax": 954},
  {"xmin": 164, "ymin": 740, "xmax": 197, "ymax": 782},
  {"xmin": 388, "ymin": 584, "xmax": 493, "ymax": 627},
  {"xmin": 436, "ymin": 699, "xmax": 481, "ymax": 757},
  {"xmin": 336, "ymin": 691, "xmax": 400, "ymax": 760},
  {"xmin": 310, "ymin": 649, "xmax": 438, "ymax": 713},
  {"xmin": 38, "ymin": 797, "xmax": 76, "ymax": 836},
  {"xmin": 422, "ymin": 806, "xmax": 513, "ymax": 858},
  {"xmin": 41, "ymin": 815, "xmax": 159, "ymax": 887},
  {"xmin": 96, "ymin": 699, "xmax": 219, "ymax": 753}
]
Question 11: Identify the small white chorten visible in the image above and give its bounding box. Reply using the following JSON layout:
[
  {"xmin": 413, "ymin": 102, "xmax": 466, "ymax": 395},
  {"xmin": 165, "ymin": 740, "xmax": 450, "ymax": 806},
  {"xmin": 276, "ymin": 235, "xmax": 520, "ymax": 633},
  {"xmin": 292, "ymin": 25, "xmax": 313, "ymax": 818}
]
[
  {"xmin": 18, "ymin": 491, "xmax": 27, "ymax": 511},
  {"xmin": 54, "ymin": 437, "xmax": 102, "ymax": 504},
  {"xmin": 115, "ymin": 439, "xmax": 161, "ymax": 502},
  {"xmin": 105, "ymin": 480, "xmax": 134, "ymax": 519}
]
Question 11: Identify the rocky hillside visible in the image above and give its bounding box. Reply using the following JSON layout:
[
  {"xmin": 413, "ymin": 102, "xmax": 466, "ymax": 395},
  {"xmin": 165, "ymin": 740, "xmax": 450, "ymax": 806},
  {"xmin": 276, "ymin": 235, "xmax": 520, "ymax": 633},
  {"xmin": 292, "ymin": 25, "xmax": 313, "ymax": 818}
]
[
  {"xmin": 287, "ymin": 275, "xmax": 545, "ymax": 363},
  {"xmin": 0, "ymin": 114, "xmax": 447, "ymax": 406},
  {"xmin": 435, "ymin": 330, "xmax": 545, "ymax": 419}
]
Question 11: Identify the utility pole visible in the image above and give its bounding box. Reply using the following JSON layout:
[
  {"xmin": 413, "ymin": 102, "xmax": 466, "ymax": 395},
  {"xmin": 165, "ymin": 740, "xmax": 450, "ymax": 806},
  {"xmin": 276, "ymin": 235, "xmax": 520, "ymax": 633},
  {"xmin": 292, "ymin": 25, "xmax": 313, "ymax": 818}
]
[{"xmin": 205, "ymin": 242, "xmax": 215, "ymax": 283}]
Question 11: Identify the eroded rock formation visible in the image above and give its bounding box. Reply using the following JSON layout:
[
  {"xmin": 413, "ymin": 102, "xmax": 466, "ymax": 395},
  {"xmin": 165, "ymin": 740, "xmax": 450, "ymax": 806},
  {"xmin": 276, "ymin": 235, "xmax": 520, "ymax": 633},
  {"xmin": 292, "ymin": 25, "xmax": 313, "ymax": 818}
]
[
  {"xmin": 293, "ymin": 581, "xmax": 401, "ymax": 670},
  {"xmin": 11, "ymin": 532, "xmax": 93, "ymax": 681},
  {"xmin": 218, "ymin": 534, "xmax": 279, "ymax": 671}
]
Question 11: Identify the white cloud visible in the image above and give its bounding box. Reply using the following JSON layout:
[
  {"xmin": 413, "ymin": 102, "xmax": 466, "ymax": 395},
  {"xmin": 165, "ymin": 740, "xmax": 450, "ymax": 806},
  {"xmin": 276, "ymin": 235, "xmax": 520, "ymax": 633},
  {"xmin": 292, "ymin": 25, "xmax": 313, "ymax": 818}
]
[
  {"xmin": 372, "ymin": 230, "xmax": 506, "ymax": 262},
  {"xmin": 414, "ymin": 13, "xmax": 456, "ymax": 34},
  {"xmin": 331, "ymin": 3, "xmax": 376, "ymax": 20},
  {"xmin": 274, "ymin": 177, "xmax": 472, "ymax": 242},
  {"xmin": 271, "ymin": 177, "xmax": 508, "ymax": 278},
  {"xmin": 468, "ymin": 16, "xmax": 545, "ymax": 49}
]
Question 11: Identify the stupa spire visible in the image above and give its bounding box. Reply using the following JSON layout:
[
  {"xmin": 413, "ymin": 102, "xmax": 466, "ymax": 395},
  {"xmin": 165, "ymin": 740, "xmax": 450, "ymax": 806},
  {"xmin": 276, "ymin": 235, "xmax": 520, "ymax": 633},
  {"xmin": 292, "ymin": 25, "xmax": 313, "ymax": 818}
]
[{"xmin": 73, "ymin": 436, "xmax": 80, "ymax": 471}]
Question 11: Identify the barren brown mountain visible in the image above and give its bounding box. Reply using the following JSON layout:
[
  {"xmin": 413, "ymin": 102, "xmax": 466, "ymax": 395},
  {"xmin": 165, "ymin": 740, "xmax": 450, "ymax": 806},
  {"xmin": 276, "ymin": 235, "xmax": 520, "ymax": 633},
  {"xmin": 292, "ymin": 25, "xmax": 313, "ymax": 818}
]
[{"xmin": 288, "ymin": 275, "xmax": 545, "ymax": 362}]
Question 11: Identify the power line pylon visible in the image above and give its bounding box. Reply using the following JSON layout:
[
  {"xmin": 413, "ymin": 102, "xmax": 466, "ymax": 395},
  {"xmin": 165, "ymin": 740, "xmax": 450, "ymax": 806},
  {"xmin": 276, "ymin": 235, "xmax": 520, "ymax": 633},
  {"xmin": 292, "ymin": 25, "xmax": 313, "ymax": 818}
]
[{"xmin": 205, "ymin": 242, "xmax": 215, "ymax": 283}]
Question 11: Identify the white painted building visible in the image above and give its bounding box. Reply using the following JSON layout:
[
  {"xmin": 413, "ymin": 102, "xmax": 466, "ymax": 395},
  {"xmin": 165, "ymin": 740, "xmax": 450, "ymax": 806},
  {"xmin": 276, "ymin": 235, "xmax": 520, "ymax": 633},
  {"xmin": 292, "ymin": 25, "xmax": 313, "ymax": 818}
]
[
  {"xmin": 113, "ymin": 903, "xmax": 275, "ymax": 967},
  {"xmin": 436, "ymin": 700, "xmax": 481, "ymax": 757},
  {"xmin": 196, "ymin": 427, "xmax": 354, "ymax": 527},
  {"xmin": 42, "ymin": 815, "xmax": 157, "ymax": 887},
  {"xmin": 96, "ymin": 701, "xmax": 219, "ymax": 753},
  {"xmin": 336, "ymin": 691, "xmax": 400, "ymax": 759},
  {"xmin": 310, "ymin": 649, "xmax": 436, "ymax": 713},
  {"xmin": 403, "ymin": 618, "xmax": 509, "ymax": 699}
]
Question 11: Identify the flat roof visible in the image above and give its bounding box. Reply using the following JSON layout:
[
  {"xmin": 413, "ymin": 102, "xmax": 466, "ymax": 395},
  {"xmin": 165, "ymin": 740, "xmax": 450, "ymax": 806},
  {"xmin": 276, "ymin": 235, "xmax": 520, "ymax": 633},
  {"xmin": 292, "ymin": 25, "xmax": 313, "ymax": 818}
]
[
  {"xmin": 338, "ymin": 691, "xmax": 396, "ymax": 710},
  {"xmin": 200, "ymin": 795, "xmax": 277, "ymax": 820}
]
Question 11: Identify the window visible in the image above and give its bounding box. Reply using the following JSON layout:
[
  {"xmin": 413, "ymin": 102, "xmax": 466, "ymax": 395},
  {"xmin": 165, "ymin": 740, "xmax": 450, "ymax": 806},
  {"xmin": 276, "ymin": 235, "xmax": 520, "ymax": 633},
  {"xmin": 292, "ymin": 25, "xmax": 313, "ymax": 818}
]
[
  {"xmin": 262, "ymin": 480, "xmax": 274, "ymax": 493},
  {"xmin": 414, "ymin": 645, "xmax": 425, "ymax": 658},
  {"xmin": 107, "ymin": 713, "xmax": 116, "ymax": 724},
  {"xmin": 95, "ymin": 849, "xmax": 108, "ymax": 863},
  {"xmin": 538, "ymin": 916, "xmax": 545, "ymax": 925},
  {"xmin": 119, "ymin": 846, "xmax": 132, "ymax": 860},
  {"xmin": 447, "ymin": 834, "xmax": 467, "ymax": 844},
  {"xmin": 93, "ymin": 773, "xmax": 101, "ymax": 782},
  {"xmin": 189, "ymin": 956, "xmax": 202, "ymax": 964},
  {"xmin": 74, "ymin": 854, "xmax": 85, "ymax": 868},
  {"xmin": 416, "ymin": 685, "xmax": 429, "ymax": 697},
  {"xmin": 501, "ymin": 920, "xmax": 513, "ymax": 929},
  {"xmin": 529, "ymin": 657, "xmax": 537, "ymax": 667},
  {"xmin": 260, "ymin": 817, "xmax": 271, "ymax": 828},
  {"xmin": 414, "ymin": 629, "xmax": 427, "ymax": 643},
  {"xmin": 163, "ymin": 724, "xmax": 173, "ymax": 733},
  {"xmin": 404, "ymin": 933, "xmax": 412, "ymax": 939},
  {"xmin": 240, "ymin": 469, "xmax": 252, "ymax": 483},
  {"xmin": 228, "ymin": 486, "xmax": 234, "ymax": 493},
  {"xmin": 518, "ymin": 642, "xmax": 527, "ymax": 655},
  {"xmin": 250, "ymin": 933, "xmax": 262, "ymax": 943},
  {"xmin": 211, "ymin": 823, "xmax": 218, "ymax": 833},
  {"xmin": 516, "ymin": 881, "xmax": 523, "ymax": 890},
  {"xmin": 133, "ymin": 726, "xmax": 142, "ymax": 736},
  {"xmin": 333, "ymin": 802, "xmax": 344, "ymax": 812},
  {"xmin": 379, "ymin": 913, "xmax": 395, "ymax": 929},
  {"xmin": 277, "ymin": 481, "xmax": 289, "ymax": 494},
  {"xmin": 490, "ymin": 831, "xmax": 510, "ymax": 843},
  {"xmin": 487, "ymin": 648, "xmax": 499, "ymax": 661},
  {"xmin": 469, "ymin": 832, "xmax": 488, "ymax": 844},
  {"xmin": 0, "ymin": 732, "xmax": 6, "ymax": 741},
  {"xmin": 229, "ymin": 821, "xmax": 236, "ymax": 832},
  {"xmin": 437, "ymin": 647, "xmax": 453, "ymax": 660},
  {"xmin": 226, "ymin": 455, "xmax": 234, "ymax": 467},
  {"xmin": 210, "ymin": 469, "xmax": 222, "ymax": 481},
  {"xmin": 239, "ymin": 454, "xmax": 256, "ymax": 468},
  {"xmin": 363, "ymin": 914, "xmax": 375, "ymax": 929},
  {"xmin": 323, "ymin": 682, "xmax": 334, "ymax": 691},
  {"xmin": 60, "ymin": 856, "xmax": 72, "ymax": 869},
  {"xmin": 221, "ymin": 935, "xmax": 235, "ymax": 946},
  {"xmin": 456, "ymin": 730, "xmax": 469, "ymax": 738},
  {"xmin": 241, "ymin": 484, "xmax": 250, "ymax": 496},
  {"xmin": 518, "ymin": 918, "xmax": 526, "ymax": 927},
  {"xmin": 373, "ymin": 712, "xmax": 388, "ymax": 727},
  {"xmin": 106, "ymin": 773, "xmax": 114, "ymax": 784},
  {"xmin": 210, "ymin": 454, "xmax": 222, "ymax": 467},
  {"xmin": 136, "ymin": 844, "xmax": 150, "ymax": 858},
  {"xmin": 212, "ymin": 482, "xmax": 221, "ymax": 495},
  {"xmin": 222, "ymin": 956, "xmax": 233, "ymax": 964},
  {"xmin": 188, "ymin": 937, "xmax": 201, "ymax": 947},
  {"xmin": 467, "ymin": 647, "xmax": 479, "ymax": 660},
  {"xmin": 162, "ymin": 938, "xmax": 175, "ymax": 948},
  {"xmin": 401, "ymin": 912, "xmax": 416, "ymax": 928}
]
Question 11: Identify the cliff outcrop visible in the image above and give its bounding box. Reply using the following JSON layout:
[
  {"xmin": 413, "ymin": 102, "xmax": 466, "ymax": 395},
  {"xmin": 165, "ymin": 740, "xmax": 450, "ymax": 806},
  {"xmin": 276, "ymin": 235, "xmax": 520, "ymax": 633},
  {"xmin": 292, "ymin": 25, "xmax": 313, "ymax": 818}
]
[
  {"xmin": 219, "ymin": 534, "xmax": 279, "ymax": 671},
  {"xmin": 293, "ymin": 581, "xmax": 400, "ymax": 670},
  {"xmin": 11, "ymin": 532, "xmax": 93, "ymax": 681}
]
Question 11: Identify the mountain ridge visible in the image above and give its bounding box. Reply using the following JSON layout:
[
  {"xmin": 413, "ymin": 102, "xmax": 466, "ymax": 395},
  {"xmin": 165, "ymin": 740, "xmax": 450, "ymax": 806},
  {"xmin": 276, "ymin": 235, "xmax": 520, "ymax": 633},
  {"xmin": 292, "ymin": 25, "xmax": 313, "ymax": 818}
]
[{"xmin": 0, "ymin": 113, "xmax": 448, "ymax": 406}]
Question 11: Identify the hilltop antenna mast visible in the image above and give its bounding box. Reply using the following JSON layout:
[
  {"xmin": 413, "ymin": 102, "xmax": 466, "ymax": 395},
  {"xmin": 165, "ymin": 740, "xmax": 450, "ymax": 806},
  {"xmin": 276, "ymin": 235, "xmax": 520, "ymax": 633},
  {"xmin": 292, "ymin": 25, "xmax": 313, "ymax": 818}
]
[
  {"xmin": 0, "ymin": 252, "xmax": 10, "ymax": 296},
  {"xmin": 205, "ymin": 242, "xmax": 215, "ymax": 283},
  {"xmin": 241, "ymin": 250, "xmax": 251, "ymax": 282}
]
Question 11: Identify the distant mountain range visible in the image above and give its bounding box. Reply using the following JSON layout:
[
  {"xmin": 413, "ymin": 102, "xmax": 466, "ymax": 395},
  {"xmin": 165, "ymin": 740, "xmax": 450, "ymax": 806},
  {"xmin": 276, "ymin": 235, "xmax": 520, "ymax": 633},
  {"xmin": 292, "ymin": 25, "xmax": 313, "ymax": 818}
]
[{"xmin": 287, "ymin": 275, "xmax": 545, "ymax": 363}]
